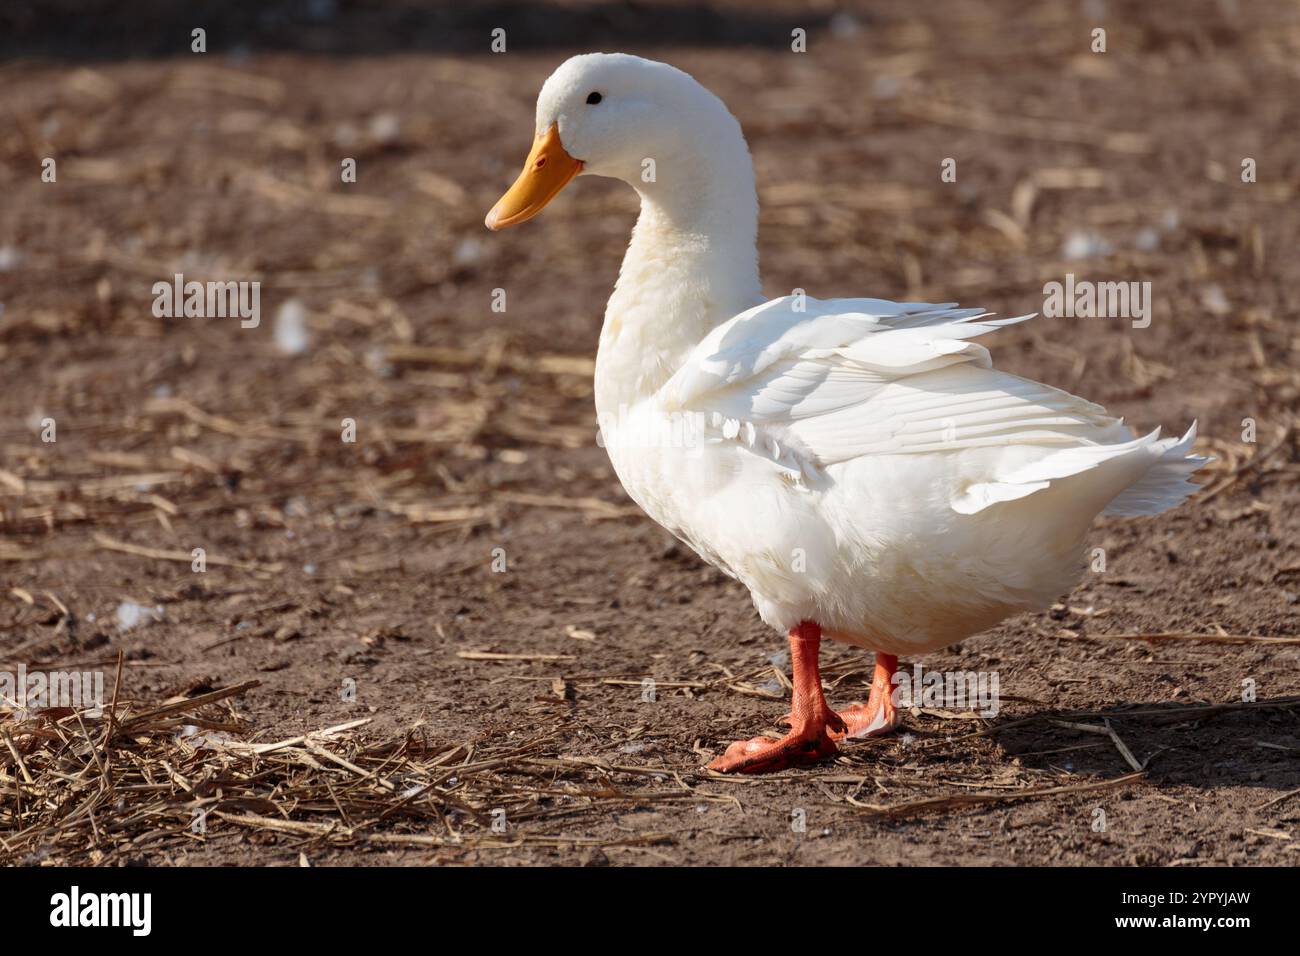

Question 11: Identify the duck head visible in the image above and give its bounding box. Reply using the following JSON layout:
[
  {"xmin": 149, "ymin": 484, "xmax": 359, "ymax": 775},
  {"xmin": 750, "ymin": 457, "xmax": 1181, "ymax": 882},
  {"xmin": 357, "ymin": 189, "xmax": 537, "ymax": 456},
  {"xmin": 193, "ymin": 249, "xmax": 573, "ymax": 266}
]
[{"xmin": 484, "ymin": 52, "xmax": 750, "ymax": 230}]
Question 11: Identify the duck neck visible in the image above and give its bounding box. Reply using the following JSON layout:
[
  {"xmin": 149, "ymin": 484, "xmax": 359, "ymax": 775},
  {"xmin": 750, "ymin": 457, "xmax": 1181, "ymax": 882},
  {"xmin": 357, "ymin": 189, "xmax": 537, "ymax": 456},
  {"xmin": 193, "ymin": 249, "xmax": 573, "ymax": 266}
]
[{"xmin": 594, "ymin": 137, "xmax": 763, "ymax": 416}]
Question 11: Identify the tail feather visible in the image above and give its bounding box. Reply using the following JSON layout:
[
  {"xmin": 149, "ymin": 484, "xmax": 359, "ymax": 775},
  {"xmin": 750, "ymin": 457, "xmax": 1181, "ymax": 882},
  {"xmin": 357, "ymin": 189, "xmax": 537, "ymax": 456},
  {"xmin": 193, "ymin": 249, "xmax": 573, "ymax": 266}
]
[{"xmin": 1101, "ymin": 422, "xmax": 1210, "ymax": 517}]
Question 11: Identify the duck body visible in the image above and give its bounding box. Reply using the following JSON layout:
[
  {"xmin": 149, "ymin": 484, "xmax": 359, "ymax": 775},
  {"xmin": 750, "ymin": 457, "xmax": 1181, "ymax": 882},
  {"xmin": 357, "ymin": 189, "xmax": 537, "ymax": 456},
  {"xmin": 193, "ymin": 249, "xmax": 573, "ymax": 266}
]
[
  {"xmin": 597, "ymin": 293, "xmax": 1199, "ymax": 658},
  {"xmin": 487, "ymin": 52, "xmax": 1208, "ymax": 772}
]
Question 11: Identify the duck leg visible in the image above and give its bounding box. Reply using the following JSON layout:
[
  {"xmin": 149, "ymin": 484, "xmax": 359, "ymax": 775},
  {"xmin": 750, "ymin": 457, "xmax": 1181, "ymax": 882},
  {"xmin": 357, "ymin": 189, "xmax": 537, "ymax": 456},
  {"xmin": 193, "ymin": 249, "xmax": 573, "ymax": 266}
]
[
  {"xmin": 834, "ymin": 653, "xmax": 900, "ymax": 738},
  {"xmin": 707, "ymin": 620, "xmax": 845, "ymax": 774}
]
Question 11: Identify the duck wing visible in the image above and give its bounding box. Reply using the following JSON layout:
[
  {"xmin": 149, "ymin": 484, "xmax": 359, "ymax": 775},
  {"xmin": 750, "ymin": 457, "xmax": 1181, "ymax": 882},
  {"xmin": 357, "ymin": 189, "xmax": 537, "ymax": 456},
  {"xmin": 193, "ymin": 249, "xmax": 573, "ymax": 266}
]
[{"xmin": 661, "ymin": 295, "xmax": 1205, "ymax": 515}]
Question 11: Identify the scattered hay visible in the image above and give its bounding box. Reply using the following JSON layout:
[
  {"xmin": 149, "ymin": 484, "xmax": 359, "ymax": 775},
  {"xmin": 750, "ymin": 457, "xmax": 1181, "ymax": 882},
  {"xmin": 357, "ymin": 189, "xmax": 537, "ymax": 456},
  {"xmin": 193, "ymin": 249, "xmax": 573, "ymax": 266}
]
[{"xmin": 0, "ymin": 663, "xmax": 728, "ymax": 864}]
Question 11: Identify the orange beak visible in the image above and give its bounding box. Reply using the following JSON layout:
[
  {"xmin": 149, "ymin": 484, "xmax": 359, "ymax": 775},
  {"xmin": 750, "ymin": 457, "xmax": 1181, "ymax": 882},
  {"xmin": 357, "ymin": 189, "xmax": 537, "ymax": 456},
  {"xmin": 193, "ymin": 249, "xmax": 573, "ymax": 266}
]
[{"xmin": 484, "ymin": 124, "xmax": 583, "ymax": 230}]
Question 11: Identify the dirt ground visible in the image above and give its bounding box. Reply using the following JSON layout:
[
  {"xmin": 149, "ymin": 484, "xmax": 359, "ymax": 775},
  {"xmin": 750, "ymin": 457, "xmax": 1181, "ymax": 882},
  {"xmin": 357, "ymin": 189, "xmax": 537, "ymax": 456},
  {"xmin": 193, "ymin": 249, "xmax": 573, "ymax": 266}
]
[{"xmin": 2, "ymin": 0, "xmax": 1299, "ymax": 866}]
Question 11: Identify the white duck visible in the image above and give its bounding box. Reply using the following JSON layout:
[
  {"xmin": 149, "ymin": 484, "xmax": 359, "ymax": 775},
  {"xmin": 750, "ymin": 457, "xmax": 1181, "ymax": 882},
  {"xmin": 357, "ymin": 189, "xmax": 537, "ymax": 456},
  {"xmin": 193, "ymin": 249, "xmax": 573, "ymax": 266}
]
[{"xmin": 485, "ymin": 53, "xmax": 1208, "ymax": 773}]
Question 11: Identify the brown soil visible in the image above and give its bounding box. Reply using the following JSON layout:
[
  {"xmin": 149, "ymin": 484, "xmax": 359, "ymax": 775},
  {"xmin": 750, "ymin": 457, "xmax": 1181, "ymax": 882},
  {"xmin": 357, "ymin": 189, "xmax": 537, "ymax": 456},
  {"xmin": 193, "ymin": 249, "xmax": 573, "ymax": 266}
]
[{"xmin": 2, "ymin": 0, "xmax": 1299, "ymax": 866}]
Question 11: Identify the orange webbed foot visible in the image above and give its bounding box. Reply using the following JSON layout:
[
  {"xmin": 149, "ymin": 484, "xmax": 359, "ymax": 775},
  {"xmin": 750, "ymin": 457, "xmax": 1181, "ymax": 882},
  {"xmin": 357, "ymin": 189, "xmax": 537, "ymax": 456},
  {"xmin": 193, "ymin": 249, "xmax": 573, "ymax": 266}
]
[
  {"xmin": 708, "ymin": 625, "xmax": 899, "ymax": 773},
  {"xmin": 707, "ymin": 708, "xmax": 845, "ymax": 774},
  {"xmin": 834, "ymin": 651, "xmax": 900, "ymax": 740},
  {"xmin": 834, "ymin": 697, "xmax": 900, "ymax": 739}
]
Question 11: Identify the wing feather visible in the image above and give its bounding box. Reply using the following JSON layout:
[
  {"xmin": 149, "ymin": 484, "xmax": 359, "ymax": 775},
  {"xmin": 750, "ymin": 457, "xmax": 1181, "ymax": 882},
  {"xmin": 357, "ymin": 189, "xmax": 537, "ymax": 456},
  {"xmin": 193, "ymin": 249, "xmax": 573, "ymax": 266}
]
[{"xmin": 662, "ymin": 295, "xmax": 1120, "ymax": 476}]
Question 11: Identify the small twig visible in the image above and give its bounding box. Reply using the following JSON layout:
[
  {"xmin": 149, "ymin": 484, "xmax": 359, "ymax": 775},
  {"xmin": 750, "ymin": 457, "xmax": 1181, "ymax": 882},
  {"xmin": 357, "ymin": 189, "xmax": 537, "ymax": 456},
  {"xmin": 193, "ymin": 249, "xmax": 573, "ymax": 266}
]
[
  {"xmin": 118, "ymin": 680, "xmax": 262, "ymax": 733},
  {"xmin": 850, "ymin": 770, "xmax": 1145, "ymax": 818},
  {"xmin": 1103, "ymin": 718, "xmax": 1146, "ymax": 772},
  {"xmin": 1065, "ymin": 631, "xmax": 1300, "ymax": 647},
  {"xmin": 93, "ymin": 533, "xmax": 283, "ymax": 574},
  {"xmin": 1258, "ymin": 787, "xmax": 1300, "ymax": 811}
]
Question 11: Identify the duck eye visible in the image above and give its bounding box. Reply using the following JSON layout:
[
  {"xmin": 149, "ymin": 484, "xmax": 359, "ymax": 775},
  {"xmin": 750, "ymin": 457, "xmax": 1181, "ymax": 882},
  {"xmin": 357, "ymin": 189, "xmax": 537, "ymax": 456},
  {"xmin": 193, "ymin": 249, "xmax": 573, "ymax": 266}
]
[{"xmin": 586, "ymin": 91, "xmax": 603, "ymax": 105}]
